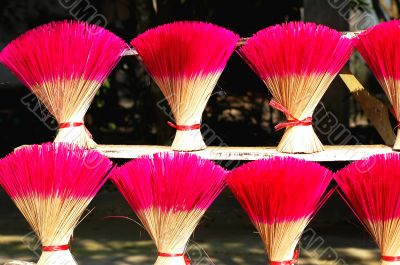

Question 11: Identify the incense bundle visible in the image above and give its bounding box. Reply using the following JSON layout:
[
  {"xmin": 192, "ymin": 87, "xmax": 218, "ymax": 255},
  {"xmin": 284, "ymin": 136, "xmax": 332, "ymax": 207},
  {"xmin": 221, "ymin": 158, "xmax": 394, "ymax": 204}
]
[
  {"xmin": 131, "ymin": 21, "xmax": 239, "ymax": 151},
  {"xmin": 0, "ymin": 21, "xmax": 127, "ymax": 148},
  {"xmin": 239, "ymin": 22, "xmax": 353, "ymax": 153},
  {"xmin": 112, "ymin": 152, "xmax": 227, "ymax": 265},
  {"xmin": 335, "ymin": 154, "xmax": 400, "ymax": 265},
  {"xmin": 355, "ymin": 20, "xmax": 400, "ymax": 150},
  {"xmin": 227, "ymin": 157, "xmax": 333, "ymax": 264},
  {"xmin": 0, "ymin": 143, "xmax": 112, "ymax": 265}
]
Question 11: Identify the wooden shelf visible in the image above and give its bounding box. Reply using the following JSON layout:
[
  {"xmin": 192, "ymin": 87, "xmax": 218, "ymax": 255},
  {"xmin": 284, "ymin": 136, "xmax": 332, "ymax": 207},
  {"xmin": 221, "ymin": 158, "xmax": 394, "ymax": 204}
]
[
  {"xmin": 123, "ymin": 31, "xmax": 363, "ymax": 57},
  {"xmin": 94, "ymin": 144, "xmax": 394, "ymax": 161}
]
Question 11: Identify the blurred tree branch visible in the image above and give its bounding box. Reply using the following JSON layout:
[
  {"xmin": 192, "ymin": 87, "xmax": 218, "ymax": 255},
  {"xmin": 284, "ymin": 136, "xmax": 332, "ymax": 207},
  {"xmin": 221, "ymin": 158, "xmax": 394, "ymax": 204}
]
[{"xmin": 372, "ymin": 0, "xmax": 388, "ymax": 20}]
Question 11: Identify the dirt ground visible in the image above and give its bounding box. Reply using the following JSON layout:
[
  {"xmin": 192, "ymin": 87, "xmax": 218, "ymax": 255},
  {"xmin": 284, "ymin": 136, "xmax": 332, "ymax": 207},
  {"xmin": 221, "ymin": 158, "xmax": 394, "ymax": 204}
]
[{"xmin": 0, "ymin": 188, "xmax": 382, "ymax": 265}]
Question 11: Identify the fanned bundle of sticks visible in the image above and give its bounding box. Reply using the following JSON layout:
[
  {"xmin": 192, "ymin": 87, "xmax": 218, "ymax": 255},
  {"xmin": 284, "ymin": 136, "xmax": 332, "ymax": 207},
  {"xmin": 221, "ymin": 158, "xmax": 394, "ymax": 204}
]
[
  {"xmin": 0, "ymin": 20, "xmax": 127, "ymax": 148},
  {"xmin": 131, "ymin": 21, "xmax": 239, "ymax": 151},
  {"xmin": 239, "ymin": 22, "xmax": 353, "ymax": 153},
  {"xmin": 0, "ymin": 143, "xmax": 112, "ymax": 265},
  {"xmin": 112, "ymin": 152, "xmax": 226, "ymax": 265}
]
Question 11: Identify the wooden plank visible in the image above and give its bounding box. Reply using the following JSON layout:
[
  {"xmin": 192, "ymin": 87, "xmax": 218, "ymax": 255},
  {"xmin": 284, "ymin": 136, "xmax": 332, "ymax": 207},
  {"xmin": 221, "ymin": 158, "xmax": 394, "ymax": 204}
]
[
  {"xmin": 94, "ymin": 144, "xmax": 394, "ymax": 161},
  {"xmin": 4, "ymin": 260, "xmax": 35, "ymax": 265},
  {"xmin": 124, "ymin": 31, "xmax": 363, "ymax": 57},
  {"xmin": 340, "ymin": 73, "xmax": 396, "ymax": 146}
]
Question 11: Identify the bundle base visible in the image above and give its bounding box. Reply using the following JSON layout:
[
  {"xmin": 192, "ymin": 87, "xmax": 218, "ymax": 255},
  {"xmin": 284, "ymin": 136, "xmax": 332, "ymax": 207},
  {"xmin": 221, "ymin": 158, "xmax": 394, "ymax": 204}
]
[
  {"xmin": 171, "ymin": 129, "xmax": 206, "ymax": 151},
  {"xmin": 37, "ymin": 250, "xmax": 77, "ymax": 265},
  {"xmin": 277, "ymin": 125, "xmax": 324, "ymax": 154},
  {"xmin": 382, "ymin": 261, "xmax": 400, "ymax": 265},
  {"xmin": 55, "ymin": 126, "xmax": 97, "ymax": 149},
  {"xmin": 393, "ymin": 130, "xmax": 400, "ymax": 151},
  {"xmin": 154, "ymin": 256, "xmax": 186, "ymax": 265}
]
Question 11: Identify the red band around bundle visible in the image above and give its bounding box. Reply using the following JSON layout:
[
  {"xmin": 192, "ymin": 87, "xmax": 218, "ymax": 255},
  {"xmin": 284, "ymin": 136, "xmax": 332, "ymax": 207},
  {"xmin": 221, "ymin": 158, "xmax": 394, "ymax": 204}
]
[
  {"xmin": 269, "ymin": 249, "xmax": 299, "ymax": 265},
  {"xmin": 158, "ymin": 252, "xmax": 184, "ymax": 257},
  {"xmin": 269, "ymin": 99, "xmax": 312, "ymax": 131},
  {"xmin": 382, "ymin": 255, "xmax": 400, "ymax": 262},
  {"xmin": 167, "ymin": 121, "xmax": 201, "ymax": 131},
  {"xmin": 184, "ymin": 255, "xmax": 191, "ymax": 265},
  {"xmin": 58, "ymin": 122, "xmax": 93, "ymax": 139},
  {"xmin": 158, "ymin": 252, "xmax": 191, "ymax": 265},
  {"xmin": 42, "ymin": 244, "xmax": 69, "ymax": 252},
  {"xmin": 59, "ymin": 122, "xmax": 84, "ymax": 129}
]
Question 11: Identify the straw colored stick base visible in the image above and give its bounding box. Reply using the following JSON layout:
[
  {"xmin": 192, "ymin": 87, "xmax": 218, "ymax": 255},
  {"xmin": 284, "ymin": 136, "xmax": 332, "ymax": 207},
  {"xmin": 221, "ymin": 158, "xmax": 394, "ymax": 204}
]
[
  {"xmin": 257, "ymin": 219, "xmax": 307, "ymax": 263},
  {"xmin": 37, "ymin": 250, "xmax": 76, "ymax": 265},
  {"xmin": 54, "ymin": 126, "xmax": 96, "ymax": 149},
  {"xmin": 171, "ymin": 129, "xmax": 206, "ymax": 151},
  {"xmin": 392, "ymin": 131, "xmax": 400, "ymax": 151},
  {"xmin": 382, "ymin": 261, "xmax": 400, "ymax": 265},
  {"xmin": 154, "ymin": 256, "xmax": 186, "ymax": 265},
  {"xmin": 277, "ymin": 126, "xmax": 324, "ymax": 154},
  {"xmin": 137, "ymin": 208, "xmax": 203, "ymax": 265}
]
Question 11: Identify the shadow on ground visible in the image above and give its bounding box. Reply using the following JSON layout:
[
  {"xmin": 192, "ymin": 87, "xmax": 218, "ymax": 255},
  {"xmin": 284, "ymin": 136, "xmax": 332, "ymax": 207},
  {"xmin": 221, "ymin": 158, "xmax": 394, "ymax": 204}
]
[{"xmin": 0, "ymin": 186, "xmax": 382, "ymax": 265}]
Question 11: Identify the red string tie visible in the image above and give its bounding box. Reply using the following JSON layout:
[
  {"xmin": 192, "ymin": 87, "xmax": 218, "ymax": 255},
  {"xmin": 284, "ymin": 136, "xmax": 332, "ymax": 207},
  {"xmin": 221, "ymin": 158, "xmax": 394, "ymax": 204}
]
[
  {"xmin": 269, "ymin": 249, "xmax": 299, "ymax": 265},
  {"xmin": 58, "ymin": 122, "xmax": 93, "ymax": 139},
  {"xmin": 382, "ymin": 255, "xmax": 400, "ymax": 262},
  {"xmin": 59, "ymin": 122, "xmax": 84, "ymax": 129},
  {"xmin": 269, "ymin": 99, "xmax": 312, "ymax": 131},
  {"xmin": 167, "ymin": 121, "xmax": 201, "ymax": 131},
  {"xmin": 158, "ymin": 252, "xmax": 191, "ymax": 265},
  {"xmin": 42, "ymin": 244, "xmax": 69, "ymax": 252}
]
